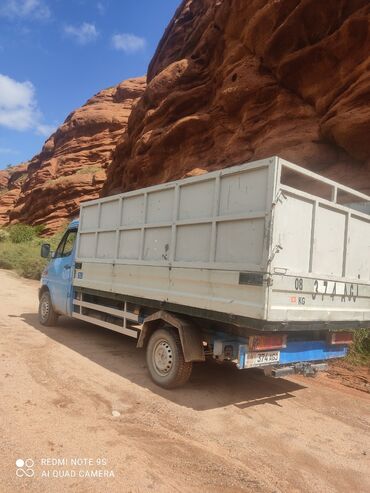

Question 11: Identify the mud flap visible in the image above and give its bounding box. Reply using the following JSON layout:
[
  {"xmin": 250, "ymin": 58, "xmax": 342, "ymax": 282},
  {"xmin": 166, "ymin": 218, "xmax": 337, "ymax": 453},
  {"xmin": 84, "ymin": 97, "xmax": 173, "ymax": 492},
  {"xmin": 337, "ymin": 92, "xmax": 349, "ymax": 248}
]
[{"xmin": 137, "ymin": 310, "xmax": 205, "ymax": 363}]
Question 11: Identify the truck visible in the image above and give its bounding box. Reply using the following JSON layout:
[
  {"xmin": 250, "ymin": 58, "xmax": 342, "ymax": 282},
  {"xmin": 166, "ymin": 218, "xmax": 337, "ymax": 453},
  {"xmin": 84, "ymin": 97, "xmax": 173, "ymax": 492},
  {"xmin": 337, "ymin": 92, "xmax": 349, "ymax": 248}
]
[{"xmin": 39, "ymin": 156, "xmax": 370, "ymax": 388}]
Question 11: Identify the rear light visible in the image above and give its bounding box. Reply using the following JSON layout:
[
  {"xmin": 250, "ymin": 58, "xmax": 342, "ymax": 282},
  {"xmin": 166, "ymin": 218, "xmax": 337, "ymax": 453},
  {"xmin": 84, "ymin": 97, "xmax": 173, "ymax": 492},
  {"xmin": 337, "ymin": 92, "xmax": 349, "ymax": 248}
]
[
  {"xmin": 328, "ymin": 332, "xmax": 353, "ymax": 345},
  {"xmin": 249, "ymin": 335, "xmax": 287, "ymax": 351}
]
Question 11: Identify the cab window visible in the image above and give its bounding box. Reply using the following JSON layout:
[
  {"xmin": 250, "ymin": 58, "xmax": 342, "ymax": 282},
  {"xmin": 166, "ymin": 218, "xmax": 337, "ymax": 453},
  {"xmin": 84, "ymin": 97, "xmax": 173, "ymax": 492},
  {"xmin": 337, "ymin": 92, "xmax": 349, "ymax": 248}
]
[{"xmin": 55, "ymin": 229, "xmax": 77, "ymax": 258}]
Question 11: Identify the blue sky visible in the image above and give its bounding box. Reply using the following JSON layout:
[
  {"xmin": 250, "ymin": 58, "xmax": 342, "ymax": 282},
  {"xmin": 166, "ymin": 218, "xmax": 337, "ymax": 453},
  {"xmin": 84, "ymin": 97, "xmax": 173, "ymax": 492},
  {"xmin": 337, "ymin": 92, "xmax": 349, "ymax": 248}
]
[{"xmin": 0, "ymin": 0, "xmax": 180, "ymax": 169}]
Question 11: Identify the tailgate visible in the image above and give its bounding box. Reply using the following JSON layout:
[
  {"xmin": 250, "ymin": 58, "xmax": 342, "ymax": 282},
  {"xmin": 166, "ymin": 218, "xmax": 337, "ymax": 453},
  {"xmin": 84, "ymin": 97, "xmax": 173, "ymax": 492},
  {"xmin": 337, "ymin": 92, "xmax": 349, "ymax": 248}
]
[{"xmin": 269, "ymin": 159, "xmax": 370, "ymax": 325}]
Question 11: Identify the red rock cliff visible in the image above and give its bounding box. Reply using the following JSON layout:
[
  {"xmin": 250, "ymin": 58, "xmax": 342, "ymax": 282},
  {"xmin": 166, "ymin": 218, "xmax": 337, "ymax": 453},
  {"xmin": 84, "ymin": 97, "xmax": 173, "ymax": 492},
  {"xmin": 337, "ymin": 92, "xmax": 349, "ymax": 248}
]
[
  {"xmin": 9, "ymin": 77, "xmax": 146, "ymax": 234},
  {"xmin": 0, "ymin": 163, "xmax": 29, "ymax": 226},
  {"xmin": 102, "ymin": 0, "xmax": 370, "ymax": 196}
]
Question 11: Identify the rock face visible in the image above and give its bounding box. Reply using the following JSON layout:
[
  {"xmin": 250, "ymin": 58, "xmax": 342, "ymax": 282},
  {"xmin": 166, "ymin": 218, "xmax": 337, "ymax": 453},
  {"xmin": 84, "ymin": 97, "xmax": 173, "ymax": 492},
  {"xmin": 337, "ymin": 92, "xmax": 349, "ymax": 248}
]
[
  {"xmin": 102, "ymin": 0, "xmax": 370, "ymax": 197},
  {"xmin": 9, "ymin": 77, "xmax": 146, "ymax": 234},
  {"xmin": 0, "ymin": 163, "xmax": 29, "ymax": 226}
]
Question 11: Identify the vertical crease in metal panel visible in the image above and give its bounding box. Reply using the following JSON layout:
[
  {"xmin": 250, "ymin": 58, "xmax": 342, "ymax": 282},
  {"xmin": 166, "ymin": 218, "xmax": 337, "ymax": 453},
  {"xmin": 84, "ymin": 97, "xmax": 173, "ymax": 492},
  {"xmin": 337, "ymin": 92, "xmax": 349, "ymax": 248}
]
[
  {"xmin": 139, "ymin": 193, "xmax": 148, "ymax": 261},
  {"xmin": 94, "ymin": 203, "xmax": 102, "ymax": 258},
  {"xmin": 170, "ymin": 185, "xmax": 180, "ymax": 263},
  {"xmin": 309, "ymin": 201, "xmax": 318, "ymax": 273},
  {"xmin": 342, "ymin": 212, "xmax": 350, "ymax": 277},
  {"xmin": 210, "ymin": 175, "xmax": 221, "ymax": 262}
]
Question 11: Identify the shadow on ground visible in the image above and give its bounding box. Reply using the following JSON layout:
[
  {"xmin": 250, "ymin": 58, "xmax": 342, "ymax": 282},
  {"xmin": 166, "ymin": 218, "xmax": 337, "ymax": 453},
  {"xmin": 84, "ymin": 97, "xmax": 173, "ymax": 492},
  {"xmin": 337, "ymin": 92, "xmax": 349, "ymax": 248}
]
[{"xmin": 20, "ymin": 312, "xmax": 306, "ymax": 411}]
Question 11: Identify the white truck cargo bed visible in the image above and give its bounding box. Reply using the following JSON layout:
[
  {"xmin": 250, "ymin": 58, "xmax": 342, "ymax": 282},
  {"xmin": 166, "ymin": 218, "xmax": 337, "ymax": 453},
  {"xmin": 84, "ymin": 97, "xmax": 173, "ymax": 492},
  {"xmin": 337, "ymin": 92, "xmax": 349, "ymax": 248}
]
[{"xmin": 73, "ymin": 157, "xmax": 370, "ymax": 331}]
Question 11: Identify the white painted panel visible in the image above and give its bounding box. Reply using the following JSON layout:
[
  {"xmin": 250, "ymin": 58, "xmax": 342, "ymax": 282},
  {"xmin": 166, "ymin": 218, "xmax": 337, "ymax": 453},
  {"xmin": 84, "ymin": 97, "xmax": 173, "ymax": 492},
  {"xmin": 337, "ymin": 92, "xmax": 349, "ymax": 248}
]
[
  {"xmin": 97, "ymin": 231, "xmax": 116, "ymax": 259},
  {"xmin": 273, "ymin": 195, "xmax": 313, "ymax": 272},
  {"xmin": 100, "ymin": 200, "xmax": 120, "ymax": 230},
  {"xmin": 122, "ymin": 195, "xmax": 145, "ymax": 226},
  {"xmin": 147, "ymin": 189, "xmax": 174, "ymax": 223},
  {"xmin": 74, "ymin": 262, "xmax": 268, "ymax": 320},
  {"xmin": 118, "ymin": 229, "xmax": 141, "ymax": 260},
  {"xmin": 176, "ymin": 224, "xmax": 212, "ymax": 262},
  {"xmin": 179, "ymin": 180, "xmax": 214, "ymax": 220},
  {"xmin": 215, "ymin": 219, "xmax": 265, "ymax": 264},
  {"xmin": 346, "ymin": 216, "xmax": 370, "ymax": 280},
  {"xmin": 313, "ymin": 206, "xmax": 346, "ymax": 276},
  {"xmin": 143, "ymin": 227, "xmax": 172, "ymax": 261},
  {"xmin": 219, "ymin": 168, "xmax": 268, "ymax": 216},
  {"xmin": 78, "ymin": 233, "xmax": 96, "ymax": 258},
  {"xmin": 81, "ymin": 205, "xmax": 99, "ymax": 231}
]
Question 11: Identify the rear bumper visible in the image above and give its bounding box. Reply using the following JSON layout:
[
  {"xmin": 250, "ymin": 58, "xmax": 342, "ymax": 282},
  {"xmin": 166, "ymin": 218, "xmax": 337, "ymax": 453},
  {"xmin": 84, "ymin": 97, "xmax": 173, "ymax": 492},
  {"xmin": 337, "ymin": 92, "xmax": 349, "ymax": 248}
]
[
  {"xmin": 278, "ymin": 340, "xmax": 348, "ymax": 364},
  {"xmin": 236, "ymin": 340, "xmax": 348, "ymax": 370}
]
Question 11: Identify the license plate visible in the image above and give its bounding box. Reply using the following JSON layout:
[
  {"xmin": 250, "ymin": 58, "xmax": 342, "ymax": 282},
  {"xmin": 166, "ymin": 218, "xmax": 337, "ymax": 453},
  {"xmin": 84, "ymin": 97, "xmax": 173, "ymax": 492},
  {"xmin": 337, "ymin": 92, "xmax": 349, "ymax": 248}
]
[{"xmin": 245, "ymin": 351, "xmax": 280, "ymax": 368}]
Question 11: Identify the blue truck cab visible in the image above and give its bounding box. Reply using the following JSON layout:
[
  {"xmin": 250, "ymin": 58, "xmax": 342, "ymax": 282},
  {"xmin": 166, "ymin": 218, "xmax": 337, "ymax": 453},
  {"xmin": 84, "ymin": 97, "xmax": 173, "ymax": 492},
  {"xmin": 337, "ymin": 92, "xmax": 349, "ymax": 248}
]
[{"xmin": 39, "ymin": 220, "xmax": 79, "ymax": 323}]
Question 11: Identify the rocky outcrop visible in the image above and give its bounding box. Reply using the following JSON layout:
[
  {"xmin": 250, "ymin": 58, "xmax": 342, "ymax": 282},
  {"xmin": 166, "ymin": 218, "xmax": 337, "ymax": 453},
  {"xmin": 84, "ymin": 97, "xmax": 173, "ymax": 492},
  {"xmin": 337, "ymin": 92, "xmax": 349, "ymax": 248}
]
[
  {"xmin": 9, "ymin": 77, "xmax": 146, "ymax": 234},
  {"xmin": 0, "ymin": 169, "xmax": 9, "ymax": 190},
  {"xmin": 0, "ymin": 163, "xmax": 29, "ymax": 226},
  {"xmin": 102, "ymin": 0, "xmax": 370, "ymax": 197}
]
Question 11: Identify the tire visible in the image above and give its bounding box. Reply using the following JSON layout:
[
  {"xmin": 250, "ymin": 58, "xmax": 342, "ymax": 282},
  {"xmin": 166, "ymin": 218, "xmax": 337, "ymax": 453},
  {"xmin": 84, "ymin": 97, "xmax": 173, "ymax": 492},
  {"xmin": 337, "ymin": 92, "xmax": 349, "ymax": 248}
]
[
  {"xmin": 38, "ymin": 291, "xmax": 58, "ymax": 326},
  {"xmin": 146, "ymin": 328, "xmax": 192, "ymax": 389}
]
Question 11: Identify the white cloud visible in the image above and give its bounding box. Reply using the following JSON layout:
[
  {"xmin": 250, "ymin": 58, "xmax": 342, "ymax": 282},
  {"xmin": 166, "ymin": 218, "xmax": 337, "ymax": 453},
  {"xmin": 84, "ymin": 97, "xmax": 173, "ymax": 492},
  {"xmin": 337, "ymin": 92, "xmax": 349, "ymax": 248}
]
[
  {"xmin": 0, "ymin": 0, "xmax": 51, "ymax": 20},
  {"xmin": 64, "ymin": 23, "xmax": 99, "ymax": 45},
  {"xmin": 0, "ymin": 74, "xmax": 54, "ymax": 137},
  {"xmin": 112, "ymin": 33, "xmax": 146, "ymax": 54},
  {"xmin": 0, "ymin": 74, "xmax": 36, "ymax": 131}
]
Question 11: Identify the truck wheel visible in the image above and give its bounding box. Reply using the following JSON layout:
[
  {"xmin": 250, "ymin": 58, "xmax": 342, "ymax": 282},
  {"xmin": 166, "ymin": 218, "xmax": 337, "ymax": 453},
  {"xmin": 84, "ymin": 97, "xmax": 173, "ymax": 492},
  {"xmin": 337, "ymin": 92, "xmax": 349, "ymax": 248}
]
[
  {"xmin": 39, "ymin": 291, "xmax": 58, "ymax": 326},
  {"xmin": 146, "ymin": 328, "xmax": 192, "ymax": 389}
]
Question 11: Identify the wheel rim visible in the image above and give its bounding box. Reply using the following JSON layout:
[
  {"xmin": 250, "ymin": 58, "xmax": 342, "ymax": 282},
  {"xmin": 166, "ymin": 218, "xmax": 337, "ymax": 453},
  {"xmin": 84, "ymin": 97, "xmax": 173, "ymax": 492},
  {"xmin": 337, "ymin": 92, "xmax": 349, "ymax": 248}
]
[
  {"xmin": 40, "ymin": 296, "xmax": 50, "ymax": 321},
  {"xmin": 152, "ymin": 339, "xmax": 173, "ymax": 376}
]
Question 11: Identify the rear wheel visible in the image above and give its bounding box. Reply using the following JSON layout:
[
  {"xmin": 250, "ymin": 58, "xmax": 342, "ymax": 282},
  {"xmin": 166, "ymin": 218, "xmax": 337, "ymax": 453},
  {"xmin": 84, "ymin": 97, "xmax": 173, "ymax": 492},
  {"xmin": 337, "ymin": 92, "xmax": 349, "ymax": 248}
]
[
  {"xmin": 39, "ymin": 291, "xmax": 58, "ymax": 326},
  {"xmin": 146, "ymin": 328, "xmax": 192, "ymax": 389}
]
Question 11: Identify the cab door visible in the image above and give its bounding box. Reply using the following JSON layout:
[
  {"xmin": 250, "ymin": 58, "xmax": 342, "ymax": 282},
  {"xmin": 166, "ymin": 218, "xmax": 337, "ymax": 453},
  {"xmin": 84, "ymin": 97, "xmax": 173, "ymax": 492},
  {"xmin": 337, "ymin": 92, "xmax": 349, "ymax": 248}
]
[{"xmin": 47, "ymin": 228, "xmax": 77, "ymax": 315}]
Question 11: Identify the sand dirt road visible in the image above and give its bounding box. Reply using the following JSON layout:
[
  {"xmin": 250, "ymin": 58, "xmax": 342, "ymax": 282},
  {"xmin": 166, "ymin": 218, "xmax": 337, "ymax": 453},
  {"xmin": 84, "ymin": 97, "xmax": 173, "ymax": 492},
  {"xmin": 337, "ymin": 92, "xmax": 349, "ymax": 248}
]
[{"xmin": 0, "ymin": 269, "xmax": 369, "ymax": 493}]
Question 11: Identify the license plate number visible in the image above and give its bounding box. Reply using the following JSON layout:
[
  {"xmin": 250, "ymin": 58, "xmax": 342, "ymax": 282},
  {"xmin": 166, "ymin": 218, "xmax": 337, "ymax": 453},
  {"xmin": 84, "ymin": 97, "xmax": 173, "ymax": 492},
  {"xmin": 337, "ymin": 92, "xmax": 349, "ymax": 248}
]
[{"xmin": 246, "ymin": 351, "xmax": 280, "ymax": 368}]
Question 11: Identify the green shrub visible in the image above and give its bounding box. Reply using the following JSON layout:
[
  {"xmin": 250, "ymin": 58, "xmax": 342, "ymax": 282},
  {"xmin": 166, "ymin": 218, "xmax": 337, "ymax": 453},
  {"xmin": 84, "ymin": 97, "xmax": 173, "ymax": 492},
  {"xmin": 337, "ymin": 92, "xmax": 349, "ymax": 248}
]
[
  {"xmin": 0, "ymin": 225, "xmax": 66, "ymax": 280},
  {"xmin": 347, "ymin": 329, "xmax": 370, "ymax": 365},
  {"xmin": 0, "ymin": 240, "xmax": 47, "ymax": 279},
  {"xmin": 0, "ymin": 229, "xmax": 10, "ymax": 242},
  {"xmin": 8, "ymin": 224, "xmax": 37, "ymax": 243},
  {"xmin": 354, "ymin": 329, "xmax": 370, "ymax": 354},
  {"xmin": 19, "ymin": 256, "xmax": 47, "ymax": 280},
  {"xmin": 33, "ymin": 224, "xmax": 46, "ymax": 236},
  {"xmin": 0, "ymin": 257, "xmax": 12, "ymax": 269}
]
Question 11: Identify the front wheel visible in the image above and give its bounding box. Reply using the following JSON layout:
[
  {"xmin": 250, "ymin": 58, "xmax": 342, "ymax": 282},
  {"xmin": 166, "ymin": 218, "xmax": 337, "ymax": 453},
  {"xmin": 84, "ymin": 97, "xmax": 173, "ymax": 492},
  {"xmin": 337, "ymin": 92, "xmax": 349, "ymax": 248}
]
[
  {"xmin": 39, "ymin": 291, "xmax": 58, "ymax": 326},
  {"xmin": 146, "ymin": 328, "xmax": 192, "ymax": 389}
]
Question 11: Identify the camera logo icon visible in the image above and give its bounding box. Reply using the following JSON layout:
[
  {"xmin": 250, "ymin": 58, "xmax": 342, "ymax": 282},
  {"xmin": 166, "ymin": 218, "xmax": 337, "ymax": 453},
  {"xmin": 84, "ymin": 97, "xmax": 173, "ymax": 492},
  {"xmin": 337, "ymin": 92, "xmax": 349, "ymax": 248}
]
[{"xmin": 16, "ymin": 458, "xmax": 35, "ymax": 478}]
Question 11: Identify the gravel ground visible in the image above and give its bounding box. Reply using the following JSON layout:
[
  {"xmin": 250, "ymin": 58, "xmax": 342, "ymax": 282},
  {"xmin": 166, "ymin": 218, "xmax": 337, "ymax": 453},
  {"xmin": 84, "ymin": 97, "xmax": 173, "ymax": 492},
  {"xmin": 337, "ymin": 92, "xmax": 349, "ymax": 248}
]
[{"xmin": 0, "ymin": 269, "xmax": 369, "ymax": 493}]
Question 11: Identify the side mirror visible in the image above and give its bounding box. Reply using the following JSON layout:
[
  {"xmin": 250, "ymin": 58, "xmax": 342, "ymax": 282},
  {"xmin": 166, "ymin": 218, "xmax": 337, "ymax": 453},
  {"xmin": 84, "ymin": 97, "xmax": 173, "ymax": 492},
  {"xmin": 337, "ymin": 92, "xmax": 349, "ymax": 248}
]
[{"xmin": 41, "ymin": 243, "xmax": 51, "ymax": 258}]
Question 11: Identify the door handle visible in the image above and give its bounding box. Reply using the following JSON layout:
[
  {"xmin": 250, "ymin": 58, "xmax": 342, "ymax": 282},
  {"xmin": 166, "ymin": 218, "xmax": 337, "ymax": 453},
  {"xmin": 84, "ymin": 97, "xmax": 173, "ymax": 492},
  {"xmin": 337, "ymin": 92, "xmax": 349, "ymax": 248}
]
[{"xmin": 64, "ymin": 265, "xmax": 71, "ymax": 270}]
